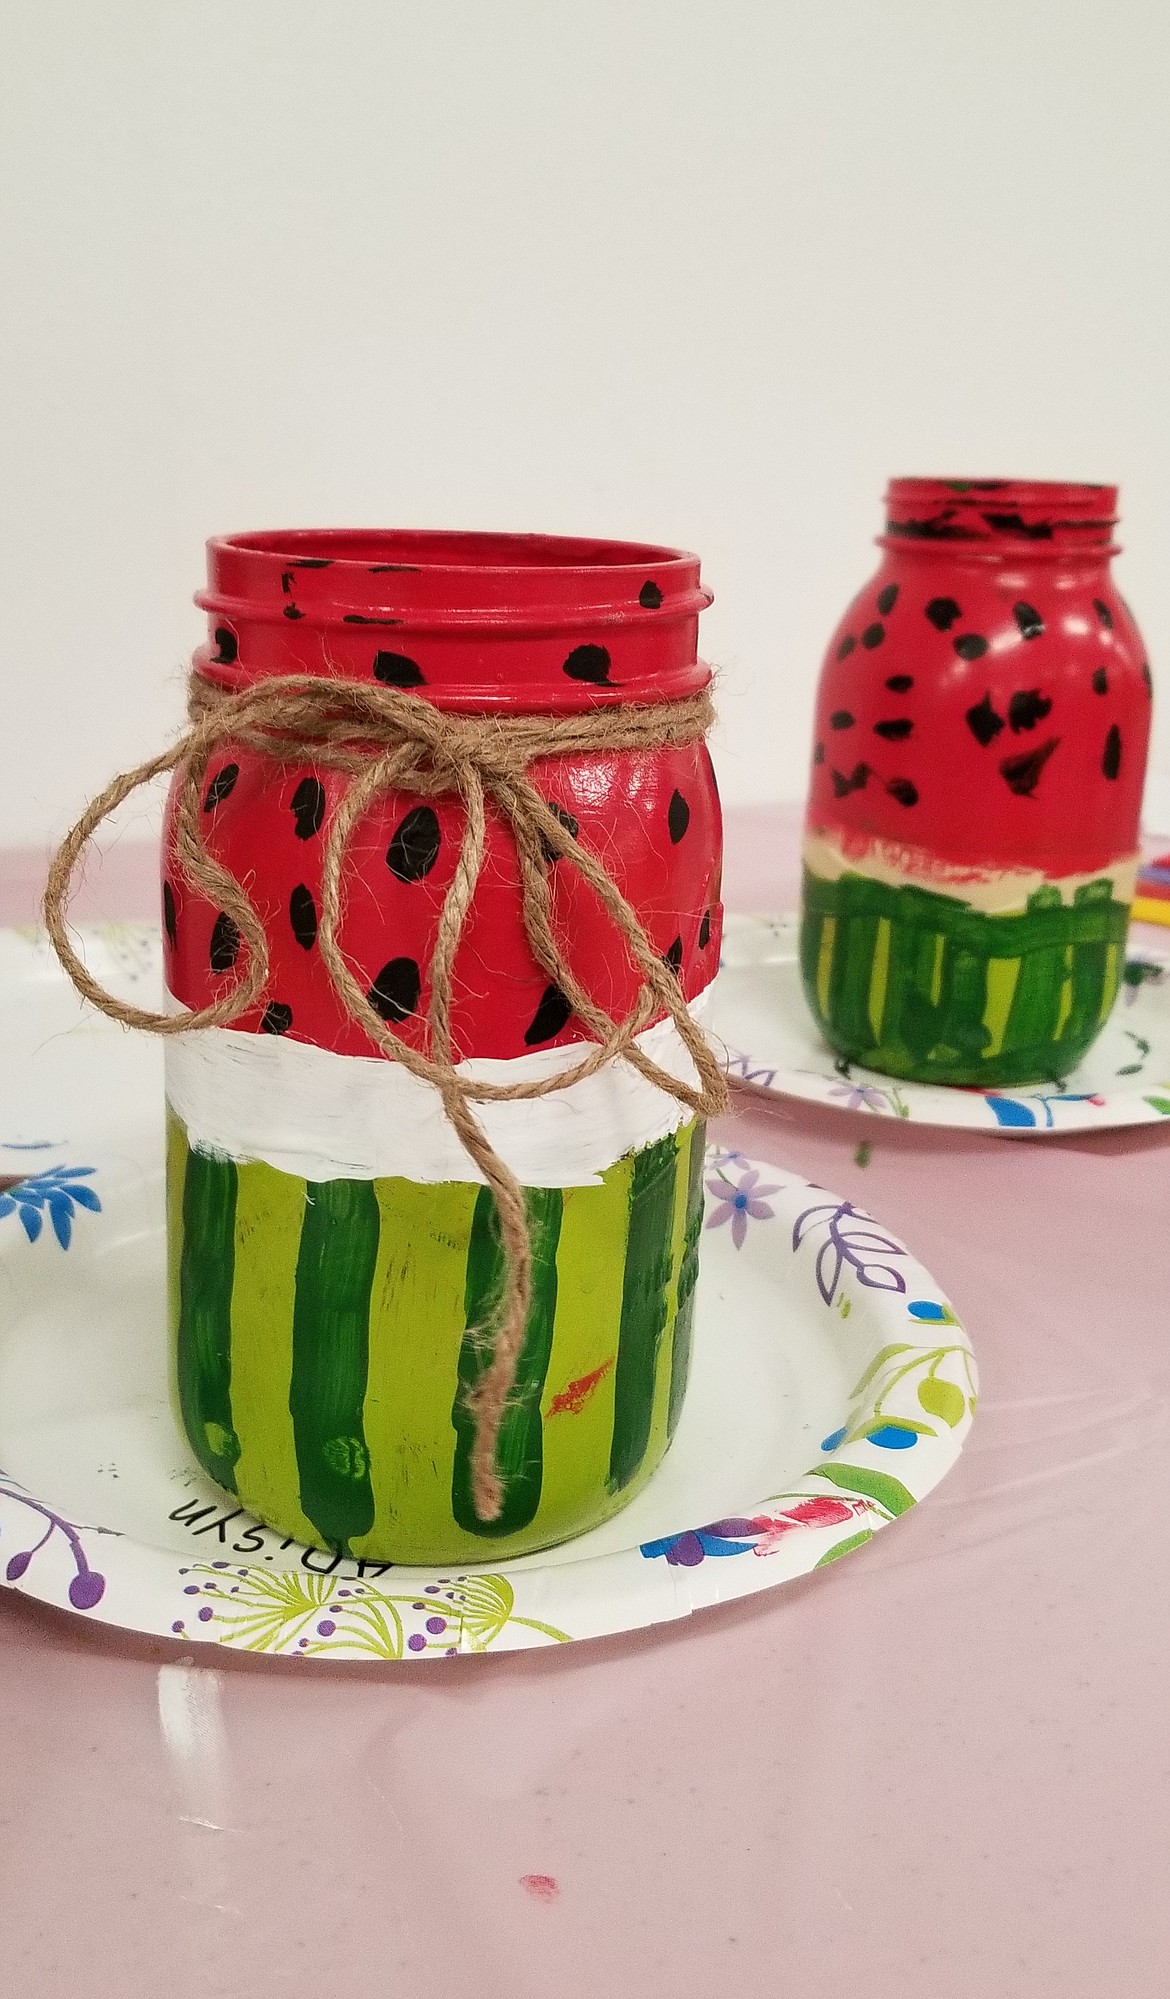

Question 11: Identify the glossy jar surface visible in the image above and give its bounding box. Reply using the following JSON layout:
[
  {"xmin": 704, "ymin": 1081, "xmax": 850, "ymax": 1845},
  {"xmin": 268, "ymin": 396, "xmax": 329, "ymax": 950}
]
[
  {"xmin": 801, "ymin": 480, "xmax": 1152, "ymax": 1086},
  {"xmin": 163, "ymin": 530, "xmax": 721, "ymax": 1563}
]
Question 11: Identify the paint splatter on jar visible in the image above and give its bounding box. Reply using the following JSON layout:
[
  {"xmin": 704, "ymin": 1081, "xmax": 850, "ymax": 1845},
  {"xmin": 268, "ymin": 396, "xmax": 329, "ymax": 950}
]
[
  {"xmin": 801, "ymin": 480, "xmax": 1153, "ymax": 1087},
  {"xmin": 163, "ymin": 531, "xmax": 721, "ymax": 1563}
]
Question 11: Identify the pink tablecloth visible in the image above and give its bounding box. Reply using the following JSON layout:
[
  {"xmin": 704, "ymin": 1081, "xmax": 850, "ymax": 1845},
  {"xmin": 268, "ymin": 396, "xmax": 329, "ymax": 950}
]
[{"xmin": 2, "ymin": 809, "xmax": 1168, "ymax": 1998}]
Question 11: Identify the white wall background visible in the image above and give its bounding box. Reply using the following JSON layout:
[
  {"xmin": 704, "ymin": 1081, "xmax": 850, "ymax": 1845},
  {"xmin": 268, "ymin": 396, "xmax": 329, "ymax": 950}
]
[{"xmin": 3, "ymin": 0, "xmax": 1170, "ymax": 848}]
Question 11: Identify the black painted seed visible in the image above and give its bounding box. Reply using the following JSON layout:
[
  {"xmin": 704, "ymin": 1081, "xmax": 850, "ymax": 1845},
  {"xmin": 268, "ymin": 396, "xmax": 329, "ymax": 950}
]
[
  {"xmin": 1102, "ymin": 724, "xmax": 1122, "ymax": 779},
  {"xmin": 874, "ymin": 718, "xmax": 913, "ymax": 740},
  {"xmin": 966, "ymin": 694, "xmax": 1005, "ymax": 746},
  {"xmin": 861, "ymin": 623, "xmax": 885, "ymax": 649},
  {"xmin": 667, "ymin": 789, "xmax": 691, "ymax": 843},
  {"xmin": 368, "ymin": 957, "xmax": 421, "ymax": 1023},
  {"xmin": 886, "ymin": 777, "xmax": 919, "ymax": 807},
  {"xmin": 209, "ymin": 911, "xmax": 240, "ymax": 974},
  {"xmin": 292, "ymin": 557, "xmax": 333, "ymax": 569},
  {"xmin": 1092, "ymin": 667, "xmax": 1108, "ymax": 695},
  {"xmin": 260, "ymin": 1002, "xmax": 293, "ymax": 1035},
  {"xmin": 282, "ymin": 604, "xmax": 305, "ymax": 621},
  {"xmin": 524, "ymin": 983, "xmax": 573, "ymax": 1046},
  {"xmin": 830, "ymin": 710, "xmax": 856, "ymax": 730},
  {"xmin": 836, "ymin": 635, "xmax": 856, "ymax": 661},
  {"xmin": 372, "ymin": 650, "xmax": 425, "ymax": 687},
  {"xmin": 699, "ymin": 910, "xmax": 711, "ymax": 949},
  {"xmin": 886, "ymin": 674, "xmax": 914, "ymax": 692},
  {"xmin": 1008, "ymin": 689, "xmax": 1053, "ymax": 733},
  {"xmin": 211, "ymin": 625, "xmax": 238, "ymax": 664},
  {"xmin": 1094, "ymin": 598, "xmax": 1114, "ymax": 629},
  {"xmin": 812, "ymin": 741, "xmax": 825, "ymax": 765},
  {"xmin": 954, "ymin": 633, "xmax": 989, "ymax": 661},
  {"xmin": 639, "ymin": 580, "xmax": 664, "ymax": 609},
  {"xmin": 925, "ymin": 597, "xmax": 961, "ymax": 631},
  {"xmin": 563, "ymin": 643, "xmax": 613, "ymax": 685},
  {"xmin": 1000, "ymin": 738, "xmax": 1060, "ymax": 797},
  {"xmin": 540, "ymin": 802, "xmax": 579, "ymax": 863},
  {"xmin": 288, "ymin": 883, "xmax": 318, "ymax": 950},
  {"xmin": 1142, "ymin": 662, "xmax": 1153, "ymax": 694},
  {"xmin": 876, "ymin": 583, "xmax": 899, "ymax": 616},
  {"xmin": 830, "ymin": 763, "xmax": 870, "ymax": 798},
  {"xmin": 386, "ymin": 805, "xmax": 442, "ymax": 883},
  {"xmin": 162, "ymin": 880, "xmax": 177, "ymax": 947},
  {"xmin": 1013, "ymin": 601, "xmax": 1045, "ymax": 640},
  {"xmin": 662, "ymin": 936, "xmax": 684, "ymax": 978},
  {"xmin": 203, "ymin": 762, "xmax": 239, "ymax": 812},
  {"xmin": 290, "ymin": 776, "xmax": 326, "ymax": 840}
]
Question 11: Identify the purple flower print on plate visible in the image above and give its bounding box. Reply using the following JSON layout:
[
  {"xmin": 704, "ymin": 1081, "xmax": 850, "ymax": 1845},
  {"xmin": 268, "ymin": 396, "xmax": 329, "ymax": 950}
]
[{"xmin": 704, "ymin": 1167, "xmax": 782, "ymax": 1250}]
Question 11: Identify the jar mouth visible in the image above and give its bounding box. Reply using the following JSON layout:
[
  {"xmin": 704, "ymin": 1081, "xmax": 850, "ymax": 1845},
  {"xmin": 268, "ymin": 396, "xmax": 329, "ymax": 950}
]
[
  {"xmin": 882, "ymin": 478, "xmax": 1119, "ymax": 553},
  {"xmin": 215, "ymin": 527, "xmax": 696, "ymax": 573},
  {"xmin": 199, "ymin": 527, "xmax": 711, "ymax": 627},
  {"xmin": 195, "ymin": 526, "xmax": 712, "ymax": 713}
]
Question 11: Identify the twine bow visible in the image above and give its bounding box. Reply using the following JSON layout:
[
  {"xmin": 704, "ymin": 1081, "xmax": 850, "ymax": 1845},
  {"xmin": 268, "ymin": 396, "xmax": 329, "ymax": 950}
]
[{"xmin": 43, "ymin": 672, "xmax": 728, "ymax": 1521}]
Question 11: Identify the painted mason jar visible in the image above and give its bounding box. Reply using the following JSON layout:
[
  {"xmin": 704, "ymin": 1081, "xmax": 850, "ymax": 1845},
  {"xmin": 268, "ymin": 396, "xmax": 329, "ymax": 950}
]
[
  {"xmin": 162, "ymin": 530, "xmax": 721, "ymax": 1563},
  {"xmin": 801, "ymin": 479, "xmax": 1153, "ymax": 1086}
]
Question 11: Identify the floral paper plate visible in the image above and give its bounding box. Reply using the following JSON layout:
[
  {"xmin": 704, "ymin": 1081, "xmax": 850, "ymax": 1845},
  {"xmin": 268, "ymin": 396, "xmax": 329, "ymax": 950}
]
[
  {"xmin": 715, "ymin": 912, "xmax": 1170, "ymax": 1133},
  {"xmin": 0, "ymin": 925, "xmax": 976, "ymax": 1659}
]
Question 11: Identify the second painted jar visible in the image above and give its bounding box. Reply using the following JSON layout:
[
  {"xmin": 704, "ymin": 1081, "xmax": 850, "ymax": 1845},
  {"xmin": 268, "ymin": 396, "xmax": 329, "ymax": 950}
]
[
  {"xmin": 163, "ymin": 530, "xmax": 722, "ymax": 1564},
  {"xmin": 801, "ymin": 479, "xmax": 1152, "ymax": 1087}
]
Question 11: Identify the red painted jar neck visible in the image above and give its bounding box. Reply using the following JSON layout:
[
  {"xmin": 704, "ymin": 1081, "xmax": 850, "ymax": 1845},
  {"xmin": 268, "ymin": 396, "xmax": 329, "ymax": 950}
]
[
  {"xmin": 882, "ymin": 479, "xmax": 1119, "ymax": 560},
  {"xmin": 195, "ymin": 529, "xmax": 712, "ymax": 714}
]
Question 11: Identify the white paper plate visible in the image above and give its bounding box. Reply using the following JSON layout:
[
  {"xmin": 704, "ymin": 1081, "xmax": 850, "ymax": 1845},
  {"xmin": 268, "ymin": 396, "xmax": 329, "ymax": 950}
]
[
  {"xmin": 715, "ymin": 912, "xmax": 1170, "ymax": 1134},
  {"xmin": 0, "ymin": 925, "xmax": 976, "ymax": 1659}
]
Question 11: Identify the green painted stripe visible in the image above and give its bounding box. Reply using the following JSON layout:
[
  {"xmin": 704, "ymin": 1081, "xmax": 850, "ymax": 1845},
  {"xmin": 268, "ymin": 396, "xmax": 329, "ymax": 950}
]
[
  {"xmin": 165, "ymin": 1109, "xmax": 187, "ymax": 1410},
  {"xmin": 939, "ymin": 946, "xmax": 991, "ymax": 1063},
  {"xmin": 353, "ymin": 1176, "xmax": 480, "ymax": 1565},
  {"xmin": 289, "ymin": 1178, "xmax": 379, "ymax": 1551},
  {"xmin": 798, "ymin": 904, "xmax": 822, "ymax": 1000},
  {"xmin": 608, "ymin": 1132, "xmax": 680, "ymax": 1493},
  {"xmin": 533, "ymin": 1155, "xmax": 634, "ymax": 1540},
  {"xmin": 668, "ymin": 1120, "xmax": 707, "ymax": 1441},
  {"xmin": 644, "ymin": 1123, "xmax": 694, "ymax": 1470},
  {"xmin": 452, "ymin": 1185, "xmax": 563, "ymax": 1538},
  {"xmin": 176, "ymin": 1146, "xmax": 240, "ymax": 1491},
  {"xmin": 229, "ymin": 1156, "xmax": 316, "ymax": 1546}
]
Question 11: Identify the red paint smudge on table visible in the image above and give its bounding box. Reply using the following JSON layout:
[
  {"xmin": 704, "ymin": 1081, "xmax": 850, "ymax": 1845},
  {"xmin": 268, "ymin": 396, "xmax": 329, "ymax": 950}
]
[
  {"xmin": 520, "ymin": 1874, "xmax": 560, "ymax": 1902},
  {"xmin": 547, "ymin": 1359, "xmax": 613, "ymax": 1418}
]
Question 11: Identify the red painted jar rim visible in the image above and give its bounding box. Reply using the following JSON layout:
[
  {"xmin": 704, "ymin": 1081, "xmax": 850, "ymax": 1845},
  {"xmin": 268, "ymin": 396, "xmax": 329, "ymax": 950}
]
[
  {"xmin": 881, "ymin": 478, "xmax": 1119, "ymax": 556},
  {"xmin": 195, "ymin": 528, "xmax": 713, "ymax": 712}
]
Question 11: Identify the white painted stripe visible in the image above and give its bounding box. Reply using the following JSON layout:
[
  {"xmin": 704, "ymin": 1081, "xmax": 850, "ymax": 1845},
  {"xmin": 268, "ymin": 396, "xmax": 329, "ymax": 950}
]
[
  {"xmin": 804, "ymin": 826, "xmax": 1138, "ymax": 914},
  {"xmin": 163, "ymin": 984, "xmax": 716, "ymax": 1187}
]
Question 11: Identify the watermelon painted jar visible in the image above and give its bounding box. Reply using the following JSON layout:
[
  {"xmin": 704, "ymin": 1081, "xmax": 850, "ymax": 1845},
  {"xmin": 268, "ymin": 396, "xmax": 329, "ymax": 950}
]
[
  {"xmin": 162, "ymin": 530, "xmax": 721, "ymax": 1564},
  {"xmin": 801, "ymin": 479, "xmax": 1153, "ymax": 1086}
]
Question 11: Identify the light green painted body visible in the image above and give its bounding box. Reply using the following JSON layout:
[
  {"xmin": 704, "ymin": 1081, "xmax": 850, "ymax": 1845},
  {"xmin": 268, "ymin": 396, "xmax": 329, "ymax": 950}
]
[
  {"xmin": 800, "ymin": 866, "xmax": 1130, "ymax": 1086},
  {"xmin": 166, "ymin": 1114, "xmax": 706, "ymax": 1564}
]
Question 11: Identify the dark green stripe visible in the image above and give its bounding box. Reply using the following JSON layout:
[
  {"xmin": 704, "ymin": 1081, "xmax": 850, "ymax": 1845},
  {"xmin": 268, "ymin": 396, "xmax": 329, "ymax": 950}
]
[
  {"xmin": 798, "ymin": 906, "xmax": 822, "ymax": 997},
  {"xmin": 451, "ymin": 1185, "xmax": 563, "ymax": 1537},
  {"xmin": 667, "ymin": 1121, "xmax": 707, "ymax": 1442},
  {"xmin": 608, "ymin": 1133, "xmax": 679, "ymax": 1493},
  {"xmin": 177, "ymin": 1148, "xmax": 240, "ymax": 1491},
  {"xmin": 938, "ymin": 945, "xmax": 992, "ymax": 1063},
  {"xmin": 289, "ymin": 1178, "xmax": 379, "ymax": 1551}
]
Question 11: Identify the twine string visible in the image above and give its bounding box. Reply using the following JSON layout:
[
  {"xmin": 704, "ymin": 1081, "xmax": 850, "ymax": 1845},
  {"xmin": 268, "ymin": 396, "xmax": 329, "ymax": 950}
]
[{"xmin": 43, "ymin": 672, "xmax": 728, "ymax": 1522}]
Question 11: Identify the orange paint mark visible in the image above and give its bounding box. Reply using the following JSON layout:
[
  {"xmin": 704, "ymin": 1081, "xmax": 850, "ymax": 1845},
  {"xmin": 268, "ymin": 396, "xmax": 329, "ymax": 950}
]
[
  {"xmin": 547, "ymin": 1358, "xmax": 613, "ymax": 1418},
  {"xmin": 520, "ymin": 1874, "xmax": 559, "ymax": 1902}
]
